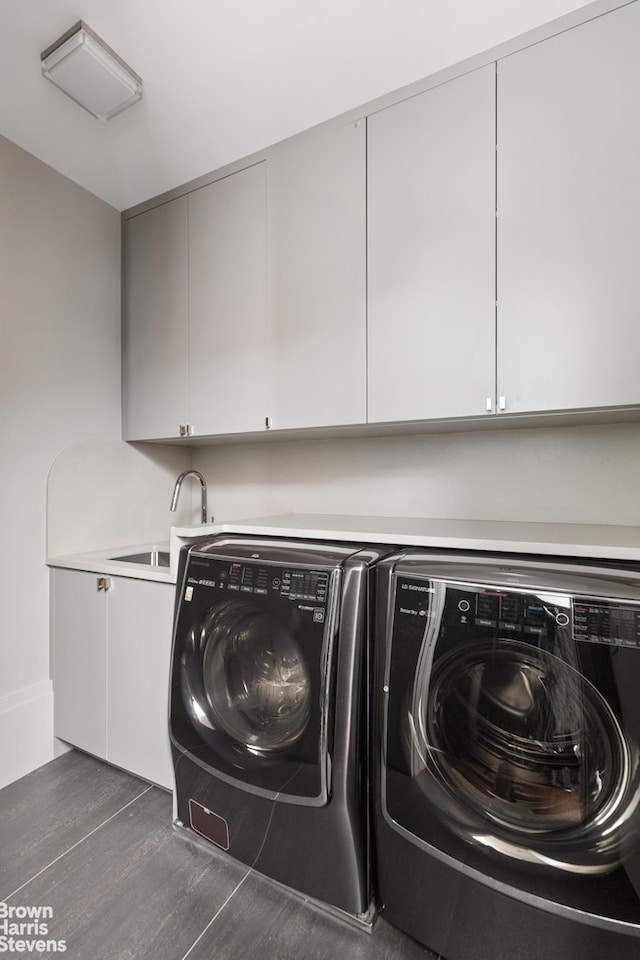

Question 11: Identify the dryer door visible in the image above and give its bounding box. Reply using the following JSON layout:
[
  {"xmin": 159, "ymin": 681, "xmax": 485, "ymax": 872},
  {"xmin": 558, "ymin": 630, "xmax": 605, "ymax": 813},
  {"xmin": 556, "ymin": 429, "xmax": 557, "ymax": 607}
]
[
  {"xmin": 382, "ymin": 572, "xmax": 640, "ymax": 924},
  {"xmin": 171, "ymin": 554, "xmax": 340, "ymax": 804}
]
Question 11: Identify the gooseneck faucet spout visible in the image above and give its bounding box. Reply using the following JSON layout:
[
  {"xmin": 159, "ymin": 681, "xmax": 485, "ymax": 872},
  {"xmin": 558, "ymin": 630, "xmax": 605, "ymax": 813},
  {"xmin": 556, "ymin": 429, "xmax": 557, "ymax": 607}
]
[{"xmin": 170, "ymin": 470, "xmax": 208, "ymax": 525}]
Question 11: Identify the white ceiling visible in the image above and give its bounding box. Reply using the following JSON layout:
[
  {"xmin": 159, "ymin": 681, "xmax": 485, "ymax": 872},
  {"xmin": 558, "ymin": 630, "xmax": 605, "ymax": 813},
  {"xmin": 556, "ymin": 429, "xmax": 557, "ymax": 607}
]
[{"xmin": 0, "ymin": 0, "xmax": 595, "ymax": 211}]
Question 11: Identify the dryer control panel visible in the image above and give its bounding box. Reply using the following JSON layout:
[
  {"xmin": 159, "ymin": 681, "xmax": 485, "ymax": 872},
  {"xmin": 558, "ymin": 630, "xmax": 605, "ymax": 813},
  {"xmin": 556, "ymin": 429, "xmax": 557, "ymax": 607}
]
[{"xmin": 395, "ymin": 576, "xmax": 640, "ymax": 651}]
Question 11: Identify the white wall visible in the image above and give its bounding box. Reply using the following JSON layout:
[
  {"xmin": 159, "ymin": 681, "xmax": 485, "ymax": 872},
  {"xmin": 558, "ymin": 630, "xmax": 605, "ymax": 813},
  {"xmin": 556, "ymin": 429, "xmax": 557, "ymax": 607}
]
[
  {"xmin": 0, "ymin": 134, "xmax": 121, "ymax": 786},
  {"xmin": 192, "ymin": 420, "xmax": 640, "ymax": 529}
]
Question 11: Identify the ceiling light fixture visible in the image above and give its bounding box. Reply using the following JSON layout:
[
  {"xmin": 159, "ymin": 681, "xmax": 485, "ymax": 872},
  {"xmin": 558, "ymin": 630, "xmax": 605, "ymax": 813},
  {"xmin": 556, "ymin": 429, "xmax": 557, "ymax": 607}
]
[{"xmin": 41, "ymin": 21, "xmax": 142, "ymax": 121}]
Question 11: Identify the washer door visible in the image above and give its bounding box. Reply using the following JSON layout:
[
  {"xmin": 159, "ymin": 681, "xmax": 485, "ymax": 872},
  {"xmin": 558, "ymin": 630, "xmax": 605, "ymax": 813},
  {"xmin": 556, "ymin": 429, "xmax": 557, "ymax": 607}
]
[
  {"xmin": 384, "ymin": 577, "xmax": 640, "ymax": 877},
  {"xmin": 201, "ymin": 599, "xmax": 311, "ymax": 753},
  {"xmin": 171, "ymin": 558, "xmax": 338, "ymax": 804}
]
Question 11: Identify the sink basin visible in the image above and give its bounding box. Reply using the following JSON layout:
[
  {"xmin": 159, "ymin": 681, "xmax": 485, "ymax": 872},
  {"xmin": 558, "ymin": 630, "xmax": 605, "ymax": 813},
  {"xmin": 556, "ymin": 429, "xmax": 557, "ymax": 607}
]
[{"xmin": 111, "ymin": 550, "xmax": 170, "ymax": 568}]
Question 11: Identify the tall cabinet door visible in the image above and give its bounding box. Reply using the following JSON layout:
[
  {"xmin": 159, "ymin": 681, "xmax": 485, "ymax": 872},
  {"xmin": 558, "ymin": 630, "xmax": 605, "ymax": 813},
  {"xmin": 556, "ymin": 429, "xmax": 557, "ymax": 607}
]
[
  {"xmin": 52, "ymin": 569, "xmax": 107, "ymax": 758},
  {"xmin": 107, "ymin": 578, "xmax": 174, "ymax": 790},
  {"xmin": 368, "ymin": 65, "xmax": 497, "ymax": 424},
  {"xmin": 497, "ymin": 3, "xmax": 640, "ymax": 414},
  {"xmin": 189, "ymin": 163, "xmax": 268, "ymax": 435},
  {"xmin": 123, "ymin": 197, "xmax": 189, "ymax": 440},
  {"xmin": 267, "ymin": 120, "xmax": 367, "ymax": 430}
]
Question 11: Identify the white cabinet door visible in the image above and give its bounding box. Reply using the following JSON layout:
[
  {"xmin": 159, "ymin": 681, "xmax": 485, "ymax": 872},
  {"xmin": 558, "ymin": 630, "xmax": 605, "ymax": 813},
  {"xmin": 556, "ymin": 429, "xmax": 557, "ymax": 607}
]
[
  {"xmin": 107, "ymin": 578, "xmax": 174, "ymax": 790},
  {"xmin": 368, "ymin": 65, "xmax": 497, "ymax": 423},
  {"xmin": 123, "ymin": 197, "xmax": 189, "ymax": 440},
  {"xmin": 52, "ymin": 569, "xmax": 107, "ymax": 759},
  {"xmin": 267, "ymin": 120, "xmax": 367, "ymax": 430},
  {"xmin": 497, "ymin": 3, "xmax": 640, "ymax": 414},
  {"xmin": 52, "ymin": 570, "xmax": 174, "ymax": 788},
  {"xmin": 188, "ymin": 163, "xmax": 267, "ymax": 435}
]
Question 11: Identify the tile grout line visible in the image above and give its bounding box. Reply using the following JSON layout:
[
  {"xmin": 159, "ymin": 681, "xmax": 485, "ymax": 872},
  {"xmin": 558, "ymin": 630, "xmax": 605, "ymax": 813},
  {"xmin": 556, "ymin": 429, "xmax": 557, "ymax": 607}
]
[
  {"xmin": 180, "ymin": 870, "xmax": 251, "ymax": 960},
  {"xmin": 2, "ymin": 784, "xmax": 154, "ymax": 903}
]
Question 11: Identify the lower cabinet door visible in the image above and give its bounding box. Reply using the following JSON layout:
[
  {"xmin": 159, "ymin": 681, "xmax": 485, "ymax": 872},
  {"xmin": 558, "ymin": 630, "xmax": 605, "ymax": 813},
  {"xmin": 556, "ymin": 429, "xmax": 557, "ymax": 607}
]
[
  {"xmin": 52, "ymin": 569, "xmax": 108, "ymax": 759},
  {"xmin": 107, "ymin": 577, "xmax": 174, "ymax": 790}
]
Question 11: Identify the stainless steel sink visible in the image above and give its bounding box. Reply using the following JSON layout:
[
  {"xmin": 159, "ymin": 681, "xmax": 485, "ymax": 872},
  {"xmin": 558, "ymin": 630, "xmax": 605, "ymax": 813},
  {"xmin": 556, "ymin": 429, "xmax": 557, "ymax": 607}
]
[{"xmin": 111, "ymin": 550, "xmax": 170, "ymax": 567}]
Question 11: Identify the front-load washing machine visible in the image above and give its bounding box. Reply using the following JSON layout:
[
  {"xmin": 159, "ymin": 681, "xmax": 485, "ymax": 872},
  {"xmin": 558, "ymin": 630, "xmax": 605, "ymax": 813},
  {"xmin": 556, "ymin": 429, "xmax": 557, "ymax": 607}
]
[
  {"xmin": 374, "ymin": 550, "xmax": 640, "ymax": 959},
  {"xmin": 169, "ymin": 534, "xmax": 390, "ymax": 922}
]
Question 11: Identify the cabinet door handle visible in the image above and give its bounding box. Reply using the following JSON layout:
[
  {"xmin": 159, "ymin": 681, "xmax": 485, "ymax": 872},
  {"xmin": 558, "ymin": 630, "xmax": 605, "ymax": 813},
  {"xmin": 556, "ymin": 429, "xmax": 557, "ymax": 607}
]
[
  {"xmin": 485, "ymin": 397, "xmax": 493, "ymax": 413},
  {"xmin": 97, "ymin": 577, "xmax": 112, "ymax": 592},
  {"xmin": 498, "ymin": 396, "xmax": 507, "ymax": 411}
]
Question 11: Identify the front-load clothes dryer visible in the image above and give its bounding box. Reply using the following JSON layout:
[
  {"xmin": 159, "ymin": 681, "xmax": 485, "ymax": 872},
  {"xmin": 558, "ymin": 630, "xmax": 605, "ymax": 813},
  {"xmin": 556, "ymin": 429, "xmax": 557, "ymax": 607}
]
[
  {"xmin": 170, "ymin": 534, "xmax": 390, "ymax": 922},
  {"xmin": 374, "ymin": 550, "xmax": 640, "ymax": 960}
]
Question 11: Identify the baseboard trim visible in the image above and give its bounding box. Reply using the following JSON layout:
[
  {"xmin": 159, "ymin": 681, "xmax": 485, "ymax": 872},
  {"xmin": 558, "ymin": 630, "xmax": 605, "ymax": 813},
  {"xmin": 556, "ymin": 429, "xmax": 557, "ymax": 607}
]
[{"xmin": 0, "ymin": 680, "xmax": 56, "ymax": 790}]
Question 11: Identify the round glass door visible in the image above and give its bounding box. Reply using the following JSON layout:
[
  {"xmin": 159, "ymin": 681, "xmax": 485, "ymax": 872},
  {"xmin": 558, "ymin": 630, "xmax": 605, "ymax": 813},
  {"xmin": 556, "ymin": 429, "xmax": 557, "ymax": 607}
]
[
  {"xmin": 201, "ymin": 599, "xmax": 311, "ymax": 752},
  {"xmin": 170, "ymin": 554, "xmax": 334, "ymax": 802},
  {"xmin": 387, "ymin": 578, "xmax": 640, "ymax": 875},
  {"xmin": 417, "ymin": 640, "xmax": 631, "ymax": 858}
]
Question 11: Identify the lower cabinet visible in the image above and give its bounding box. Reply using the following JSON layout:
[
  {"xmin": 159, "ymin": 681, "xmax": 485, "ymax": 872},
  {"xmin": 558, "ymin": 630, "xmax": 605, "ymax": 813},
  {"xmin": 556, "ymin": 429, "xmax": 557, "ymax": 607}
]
[
  {"xmin": 52, "ymin": 569, "xmax": 108, "ymax": 760},
  {"xmin": 51, "ymin": 568, "xmax": 174, "ymax": 790}
]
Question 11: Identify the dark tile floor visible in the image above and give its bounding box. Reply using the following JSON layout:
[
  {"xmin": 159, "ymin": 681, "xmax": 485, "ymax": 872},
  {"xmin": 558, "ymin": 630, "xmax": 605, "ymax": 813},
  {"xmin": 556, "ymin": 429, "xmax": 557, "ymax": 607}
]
[{"xmin": 0, "ymin": 752, "xmax": 438, "ymax": 960}]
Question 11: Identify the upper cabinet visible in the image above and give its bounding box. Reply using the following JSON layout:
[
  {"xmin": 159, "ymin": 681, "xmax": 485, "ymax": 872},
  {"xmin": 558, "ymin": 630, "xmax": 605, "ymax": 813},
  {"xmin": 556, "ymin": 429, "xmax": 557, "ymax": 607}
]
[
  {"xmin": 497, "ymin": 2, "xmax": 640, "ymax": 415},
  {"xmin": 123, "ymin": 196, "xmax": 189, "ymax": 441},
  {"xmin": 367, "ymin": 65, "xmax": 497, "ymax": 424},
  {"xmin": 123, "ymin": 3, "xmax": 640, "ymax": 440},
  {"xmin": 266, "ymin": 120, "xmax": 367, "ymax": 430},
  {"xmin": 123, "ymin": 164, "xmax": 267, "ymax": 441},
  {"xmin": 189, "ymin": 163, "xmax": 267, "ymax": 435}
]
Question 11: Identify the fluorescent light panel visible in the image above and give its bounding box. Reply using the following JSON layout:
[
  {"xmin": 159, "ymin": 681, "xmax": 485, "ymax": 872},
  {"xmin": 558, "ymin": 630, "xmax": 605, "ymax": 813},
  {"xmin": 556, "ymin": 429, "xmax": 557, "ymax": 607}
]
[{"xmin": 41, "ymin": 21, "xmax": 142, "ymax": 121}]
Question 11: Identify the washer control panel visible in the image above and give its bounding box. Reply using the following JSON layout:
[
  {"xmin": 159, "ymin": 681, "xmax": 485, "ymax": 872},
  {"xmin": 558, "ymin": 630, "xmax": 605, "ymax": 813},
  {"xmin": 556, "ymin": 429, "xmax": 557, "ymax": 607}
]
[{"xmin": 187, "ymin": 556, "xmax": 330, "ymax": 604}]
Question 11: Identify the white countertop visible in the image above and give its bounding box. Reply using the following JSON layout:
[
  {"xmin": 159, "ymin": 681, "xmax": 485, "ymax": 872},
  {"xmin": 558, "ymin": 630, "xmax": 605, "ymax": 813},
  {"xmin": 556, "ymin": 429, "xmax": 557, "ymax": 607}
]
[
  {"xmin": 47, "ymin": 541, "xmax": 175, "ymax": 583},
  {"xmin": 184, "ymin": 514, "xmax": 640, "ymax": 559},
  {"xmin": 48, "ymin": 513, "xmax": 640, "ymax": 584}
]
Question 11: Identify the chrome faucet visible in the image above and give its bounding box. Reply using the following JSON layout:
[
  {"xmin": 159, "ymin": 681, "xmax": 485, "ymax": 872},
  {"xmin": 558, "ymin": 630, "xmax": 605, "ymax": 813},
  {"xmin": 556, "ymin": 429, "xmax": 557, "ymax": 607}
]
[{"xmin": 170, "ymin": 470, "xmax": 208, "ymax": 525}]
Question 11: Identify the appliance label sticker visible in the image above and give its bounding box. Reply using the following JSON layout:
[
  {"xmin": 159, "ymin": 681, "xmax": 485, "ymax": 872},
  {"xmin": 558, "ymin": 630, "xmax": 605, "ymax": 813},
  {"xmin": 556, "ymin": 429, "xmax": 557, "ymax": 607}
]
[
  {"xmin": 184, "ymin": 586, "xmax": 194, "ymax": 602},
  {"xmin": 573, "ymin": 598, "xmax": 640, "ymax": 647}
]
